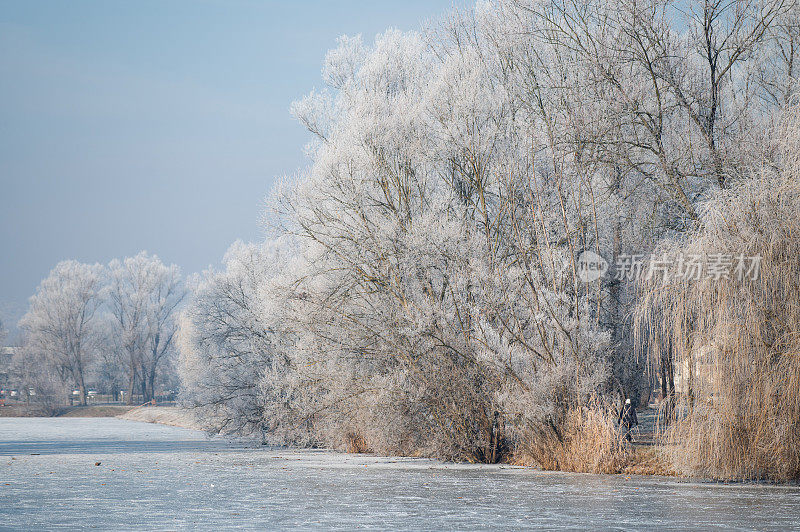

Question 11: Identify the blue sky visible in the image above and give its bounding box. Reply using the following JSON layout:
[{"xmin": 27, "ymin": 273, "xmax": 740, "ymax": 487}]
[{"xmin": 0, "ymin": 0, "xmax": 465, "ymax": 335}]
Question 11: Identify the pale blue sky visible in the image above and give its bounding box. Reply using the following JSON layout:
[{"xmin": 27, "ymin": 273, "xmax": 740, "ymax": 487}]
[{"xmin": 0, "ymin": 0, "xmax": 465, "ymax": 334}]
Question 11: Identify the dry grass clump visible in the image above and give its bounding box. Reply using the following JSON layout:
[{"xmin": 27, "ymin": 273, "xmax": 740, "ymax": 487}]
[
  {"xmin": 513, "ymin": 404, "xmax": 631, "ymax": 474},
  {"xmin": 343, "ymin": 431, "xmax": 371, "ymax": 454},
  {"xmin": 636, "ymin": 109, "xmax": 800, "ymax": 481},
  {"xmin": 622, "ymin": 446, "xmax": 675, "ymax": 476}
]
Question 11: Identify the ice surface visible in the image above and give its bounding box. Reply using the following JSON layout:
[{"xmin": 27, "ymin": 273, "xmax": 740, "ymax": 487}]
[{"xmin": 1, "ymin": 417, "xmax": 799, "ymax": 530}]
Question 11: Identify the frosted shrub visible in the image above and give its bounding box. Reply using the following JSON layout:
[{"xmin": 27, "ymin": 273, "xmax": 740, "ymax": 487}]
[{"xmin": 11, "ymin": 347, "xmax": 71, "ymax": 416}]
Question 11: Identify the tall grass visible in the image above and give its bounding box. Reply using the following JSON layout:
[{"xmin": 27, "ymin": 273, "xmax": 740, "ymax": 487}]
[
  {"xmin": 512, "ymin": 402, "xmax": 630, "ymax": 474},
  {"xmin": 636, "ymin": 109, "xmax": 800, "ymax": 480}
]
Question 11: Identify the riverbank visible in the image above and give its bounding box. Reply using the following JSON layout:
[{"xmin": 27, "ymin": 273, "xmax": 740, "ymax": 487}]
[
  {"xmin": 119, "ymin": 405, "xmax": 676, "ymax": 477},
  {"xmin": 0, "ymin": 404, "xmax": 679, "ymax": 478},
  {"xmin": 117, "ymin": 405, "xmax": 201, "ymax": 430},
  {"xmin": 0, "ymin": 404, "xmax": 137, "ymax": 417}
]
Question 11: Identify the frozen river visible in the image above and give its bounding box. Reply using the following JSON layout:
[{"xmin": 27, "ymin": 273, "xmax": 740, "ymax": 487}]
[{"xmin": 1, "ymin": 418, "xmax": 799, "ymax": 530}]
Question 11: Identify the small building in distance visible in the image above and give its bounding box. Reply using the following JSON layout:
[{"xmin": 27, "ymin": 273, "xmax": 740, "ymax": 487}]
[{"xmin": 0, "ymin": 347, "xmax": 17, "ymax": 393}]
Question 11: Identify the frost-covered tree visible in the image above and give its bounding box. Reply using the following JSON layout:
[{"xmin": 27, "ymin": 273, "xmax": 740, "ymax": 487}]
[
  {"xmin": 477, "ymin": 0, "xmax": 794, "ymax": 404},
  {"xmin": 107, "ymin": 252, "xmax": 184, "ymax": 404},
  {"xmin": 274, "ymin": 24, "xmax": 616, "ymax": 463},
  {"xmin": 178, "ymin": 239, "xmax": 299, "ymax": 436},
  {"xmin": 19, "ymin": 261, "xmax": 104, "ymax": 406}
]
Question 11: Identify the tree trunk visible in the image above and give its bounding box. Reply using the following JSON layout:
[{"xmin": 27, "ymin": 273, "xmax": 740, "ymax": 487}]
[
  {"xmin": 687, "ymin": 349, "xmax": 695, "ymax": 414},
  {"xmin": 126, "ymin": 369, "xmax": 136, "ymax": 405},
  {"xmin": 78, "ymin": 380, "xmax": 87, "ymax": 407},
  {"xmin": 666, "ymin": 346, "xmax": 676, "ymax": 421},
  {"xmin": 140, "ymin": 375, "xmax": 147, "ymax": 403},
  {"xmin": 147, "ymin": 365, "xmax": 157, "ymax": 404}
]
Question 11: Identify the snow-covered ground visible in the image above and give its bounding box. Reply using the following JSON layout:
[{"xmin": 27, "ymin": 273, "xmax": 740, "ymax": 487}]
[{"xmin": 1, "ymin": 418, "xmax": 799, "ymax": 530}]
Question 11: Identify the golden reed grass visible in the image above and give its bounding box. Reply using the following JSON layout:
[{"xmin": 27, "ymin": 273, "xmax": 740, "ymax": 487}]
[{"xmin": 512, "ymin": 403, "xmax": 631, "ymax": 474}]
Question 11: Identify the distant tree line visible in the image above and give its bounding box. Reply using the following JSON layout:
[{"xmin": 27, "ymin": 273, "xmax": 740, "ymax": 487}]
[{"xmin": 12, "ymin": 253, "xmax": 184, "ymax": 408}]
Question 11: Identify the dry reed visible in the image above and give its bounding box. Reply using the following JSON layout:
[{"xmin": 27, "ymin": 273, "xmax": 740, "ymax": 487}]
[{"xmin": 513, "ymin": 403, "xmax": 631, "ymax": 474}]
